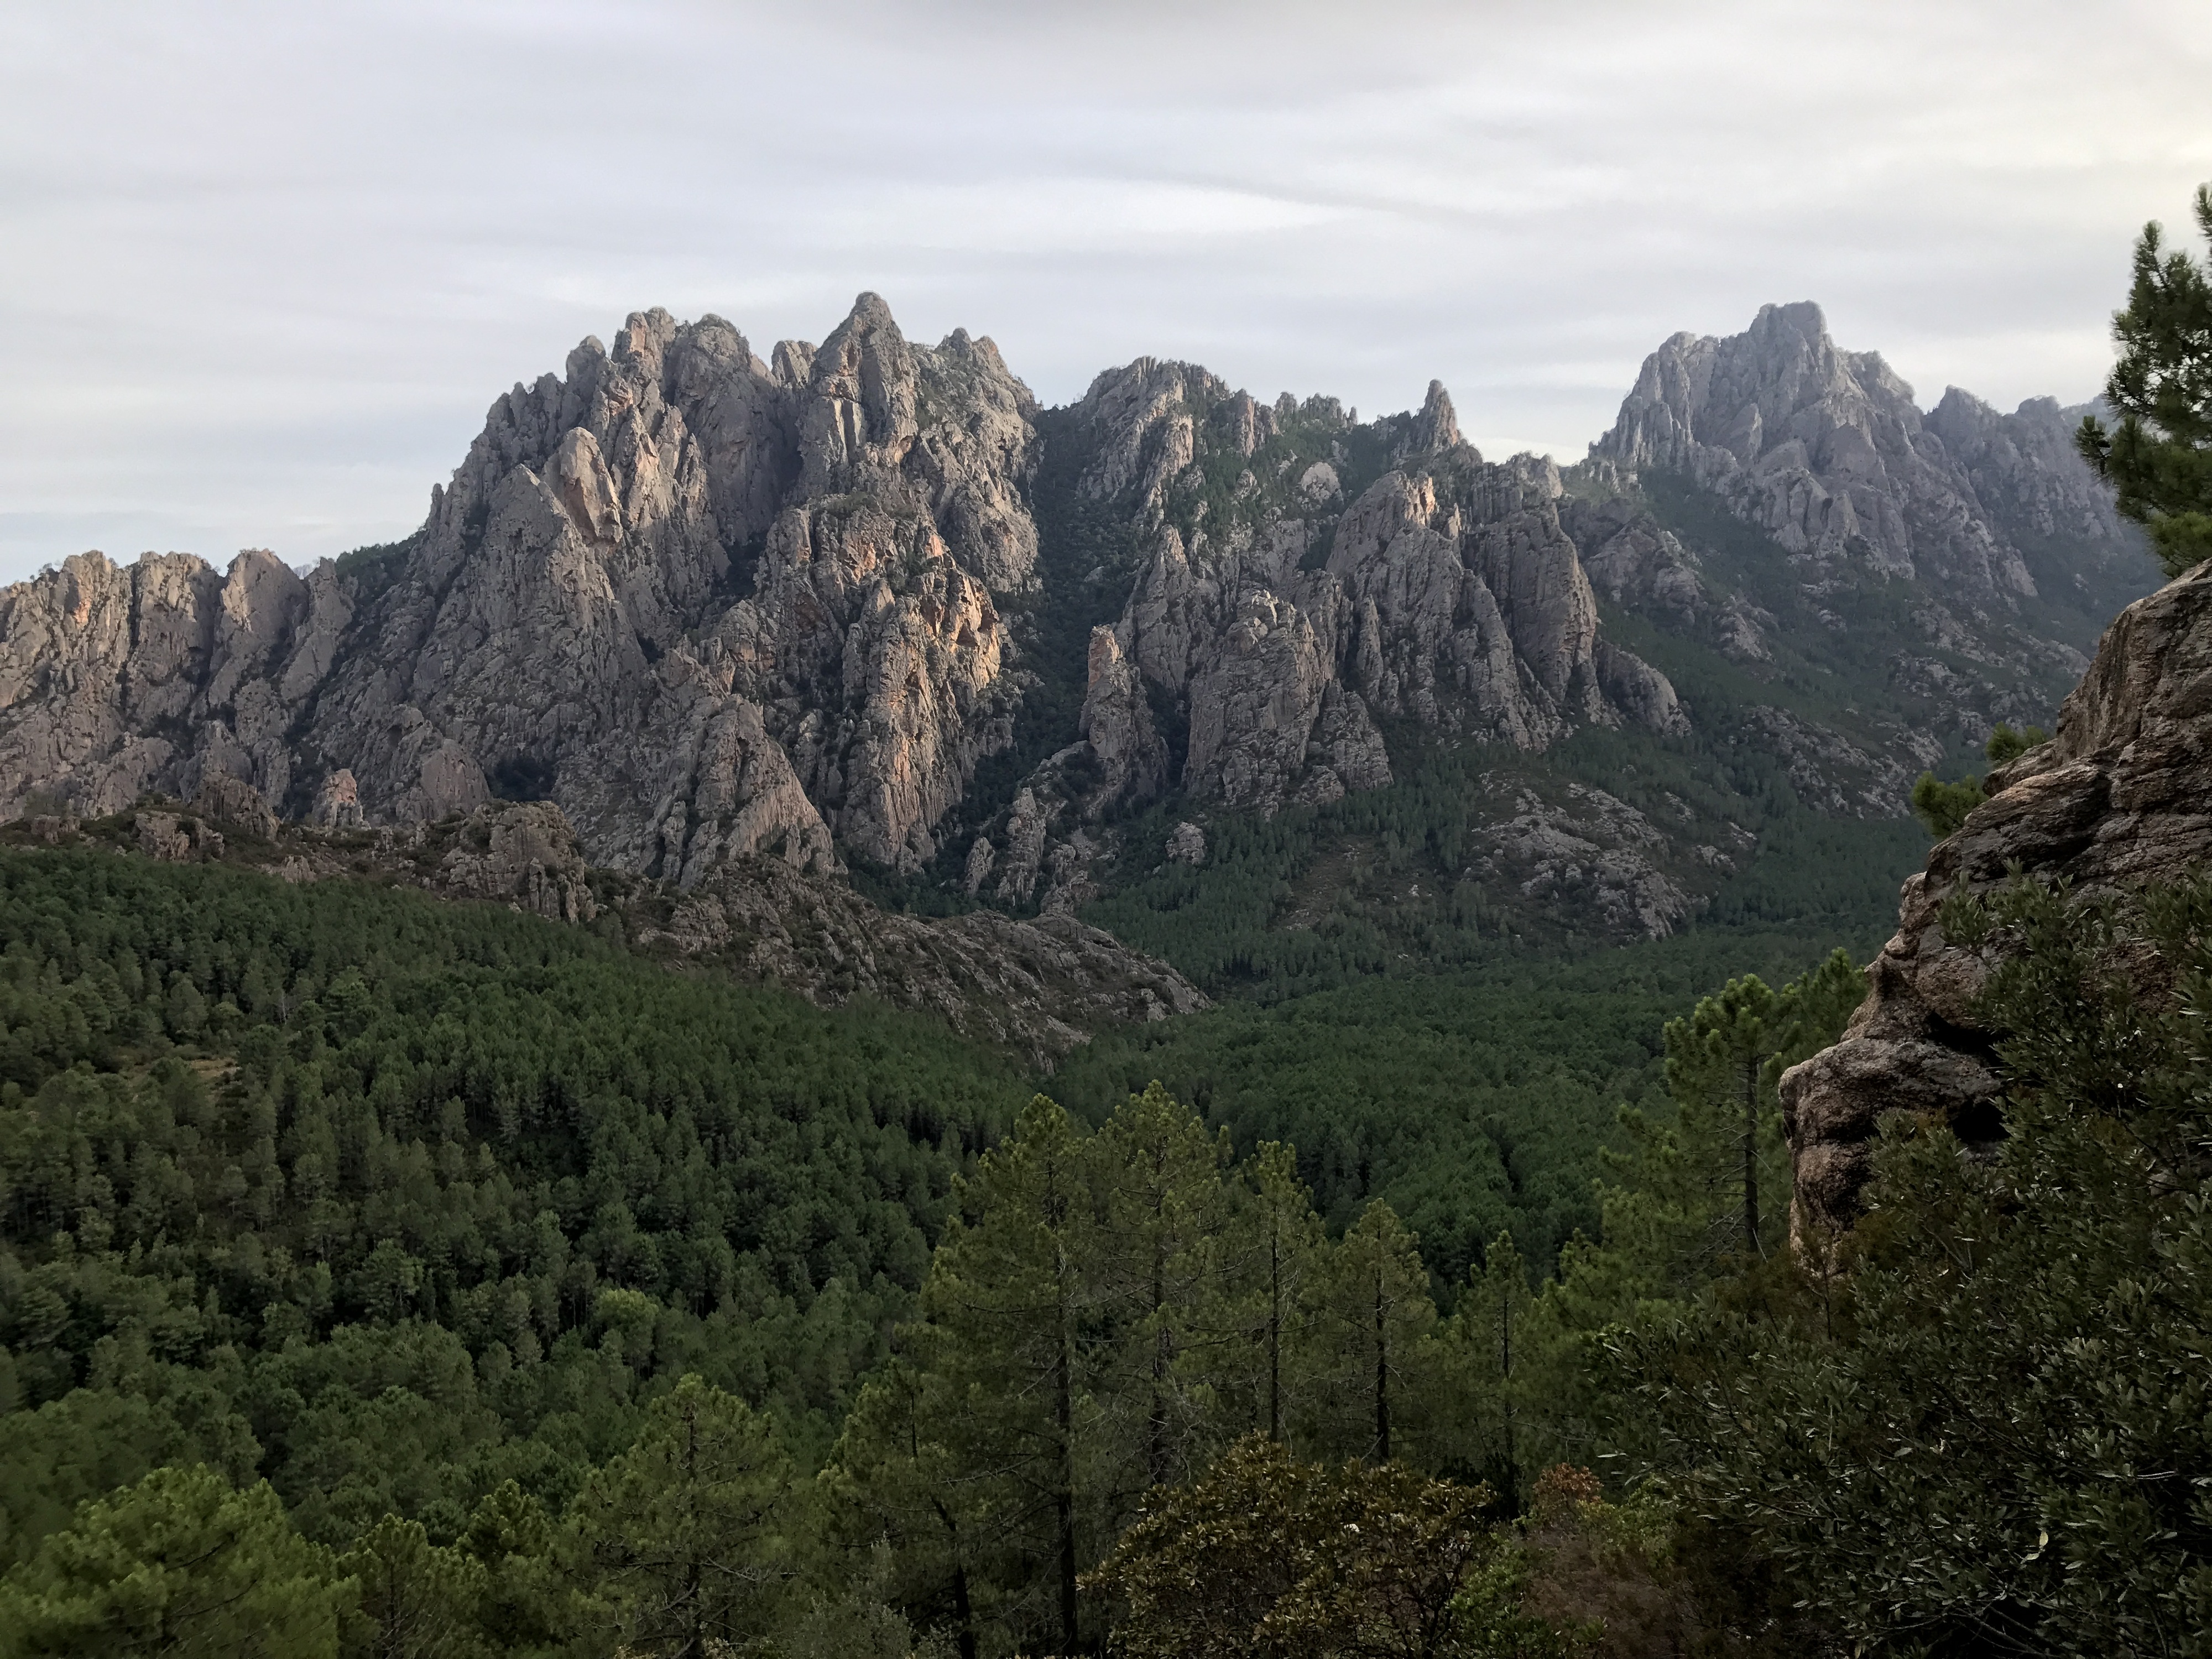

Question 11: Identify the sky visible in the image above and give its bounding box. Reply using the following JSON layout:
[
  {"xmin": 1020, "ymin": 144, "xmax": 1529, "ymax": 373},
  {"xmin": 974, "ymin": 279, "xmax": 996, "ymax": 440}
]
[{"xmin": 2, "ymin": 0, "xmax": 2208, "ymax": 584}]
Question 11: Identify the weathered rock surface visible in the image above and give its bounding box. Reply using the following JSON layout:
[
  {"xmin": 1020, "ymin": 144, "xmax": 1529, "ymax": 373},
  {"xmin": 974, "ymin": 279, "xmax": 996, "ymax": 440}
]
[
  {"xmin": 0, "ymin": 293, "xmax": 2147, "ymax": 959},
  {"xmin": 649, "ymin": 855, "xmax": 1205, "ymax": 1067},
  {"xmin": 1566, "ymin": 492, "xmax": 1775, "ymax": 662},
  {"xmin": 431, "ymin": 802, "xmax": 602, "ymax": 923},
  {"xmin": 1592, "ymin": 302, "xmax": 2038, "ymax": 604},
  {"xmin": 0, "ymin": 295, "xmax": 1035, "ymax": 880},
  {"xmin": 1781, "ymin": 560, "xmax": 2212, "ymax": 1239},
  {"xmin": 1015, "ymin": 372, "xmax": 1685, "ymax": 836},
  {"xmin": 1472, "ymin": 783, "xmax": 1694, "ymax": 940},
  {"xmin": 1923, "ymin": 390, "xmax": 2131, "ymax": 553}
]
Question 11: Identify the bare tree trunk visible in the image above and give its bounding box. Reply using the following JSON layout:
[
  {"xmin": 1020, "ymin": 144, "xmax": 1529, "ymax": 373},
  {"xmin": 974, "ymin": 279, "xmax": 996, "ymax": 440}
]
[
  {"xmin": 1149, "ymin": 1233, "xmax": 1168, "ymax": 1486},
  {"xmin": 952, "ymin": 1562, "xmax": 978, "ymax": 1659},
  {"xmin": 1499, "ymin": 1282, "xmax": 1517, "ymax": 1509},
  {"xmin": 933, "ymin": 1498, "xmax": 978, "ymax": 1659},
  {"xmin": 1267, "ymin": 1230, "xmax": 1282, "ymax": 1442},
  {"xmin": 1743, "ymin": 1060, "xmax": 1761, "ymax": 1254},
  {"xmin": 683, "ymin": 1401, "xmax": 703, "ymax": 1658},
  {"xmin": 1374, "ymin": 1273, "xmax": 1390, "ymax": 1462},
  {"xmin": 1056, "ymin": 1246, "xmax": 1079, "ymax": 1653}
]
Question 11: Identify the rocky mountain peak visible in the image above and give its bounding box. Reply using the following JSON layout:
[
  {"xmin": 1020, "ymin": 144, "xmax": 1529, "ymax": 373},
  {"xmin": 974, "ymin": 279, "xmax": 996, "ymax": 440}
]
[
  {"xmin": 1390, "ymin": 379, "xmax": 1462, "ymax": 463},
  {"xmin": 801, "ymin": 291, "xmax": 921, "ymax": 486},
  {"xmin": 0, "ymin": 294, "xmax": 2152, "ymax": 955},
  {"xmin": 1923, "ymin": 386, "xmax": 2131, "ymax": 551},
  {"xmin": 1592, "ymin": 300, "xmax": 2043, "ymax": 606},
  {"xmin": 0, "ymin": 293, "xmax": 1044, "ymax": 879}
]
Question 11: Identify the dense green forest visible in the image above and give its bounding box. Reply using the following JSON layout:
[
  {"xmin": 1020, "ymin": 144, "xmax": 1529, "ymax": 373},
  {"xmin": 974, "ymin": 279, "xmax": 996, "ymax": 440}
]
[
  {"xmin": 1051, "ymin": 923, "xmax": 1892, "ymax": 1288},
  {"xmin": 0, "ymin": 852, "xmax": 1025, "ymax": 1562},
  {"xmin": 4, "ymin": 835, "xmax": 2204, "ymax": 1656}
]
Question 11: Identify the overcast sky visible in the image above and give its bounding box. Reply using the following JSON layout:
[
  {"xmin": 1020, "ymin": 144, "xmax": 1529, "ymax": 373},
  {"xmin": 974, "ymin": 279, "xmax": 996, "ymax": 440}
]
[{"xmin": 3, "ymin": 0, "xmax": 2208, "ymax": 583}]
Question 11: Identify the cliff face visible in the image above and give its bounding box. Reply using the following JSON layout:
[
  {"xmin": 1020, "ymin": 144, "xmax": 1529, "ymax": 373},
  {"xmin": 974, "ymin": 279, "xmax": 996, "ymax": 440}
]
[
  {"xmin": 0, "ymin": 297, "xmax": 1036, "ymax": 877},
  {"xmin": 1781, "ymin": 560, "xmax": 2212, "ymax": 1239},
  {"xmin": 938, "ymin": 362, "xmax": 1689, "ymax": 928},
  {"xmin": 1591, "ymin": 301, "xmax": 2040, "ymax": 605},
  {"xmin": 0, "ymin": 295, "xmax": 2152, "ymax": 956}
]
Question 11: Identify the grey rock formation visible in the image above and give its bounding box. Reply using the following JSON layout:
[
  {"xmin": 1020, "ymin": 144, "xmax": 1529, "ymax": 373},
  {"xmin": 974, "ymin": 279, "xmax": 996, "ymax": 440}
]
[
  {"xmin": 1395, "ymin": 380, "xmax": 1462, "ymax": 461},
  {"xmin": 1781, "ymin": 560, "xmax": 2212, "ymax": 1240},
  {"xmin": 1731, "ymin": 706, "xmax": 1930, "ymax": 820},
  {"xmin": 193, "ymin": 772, "xmax": 280, "ymax": 839},
  {"xmin": 137, "ymin": 810, "xmax": 221, "ymax": 862},
  {"xmin": 994, "ymin": 787, "xmax": 1054, "ymax": 904},
  {"xmin": 0, "ymin": 291, "xmax": 2142, "ymax": 961},
  {"xmin": 432, "ymin": 802, "xmax": 601, "ymax": 924},
  {"xmin": 1057, "ymin": 378, "xmax": 1684, "ymax": 829},
  {"xmin": 1472, "ymin": 784, "xmax": 1693, "ymax": 940},
  {"xmin": 311, "ymin": 769, "xmax": 363, "ymax": 828},
  {"xmin": 654, "ymin": 857, "xmax": 1206, "ymax": 1067},
  {"xmin": 1592, "ymin": 302, "xmax": 2036, "ymax": 606},
  {"xmin": 0, "ymin": 295, "xmax": 1037, "ymax": 881},
  {"xmin": 1568, "ymin": 493, "xmax": 1773, "ymax": 661},
  {"xmin": 1923, "ymin": 390, "xmax": 2130, "ymax": 551},
  {"xmin": 1078, "ymin": 626, "xmax": 1168, "ymax": 811}
]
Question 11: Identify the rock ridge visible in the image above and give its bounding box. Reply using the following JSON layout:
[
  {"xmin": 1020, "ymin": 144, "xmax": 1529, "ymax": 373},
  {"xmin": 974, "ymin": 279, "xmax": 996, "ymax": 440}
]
[
  {"xmin": 0, "ymin": 294, "xmax": 2149, "ymax": 953},
  {"xmin": 1592, "ymin": 301, "xmax": 2065, "ymax": 607},
  {"xmin": 2, "ymin": 784, "xmax": 1203, "ymax": 1067}
]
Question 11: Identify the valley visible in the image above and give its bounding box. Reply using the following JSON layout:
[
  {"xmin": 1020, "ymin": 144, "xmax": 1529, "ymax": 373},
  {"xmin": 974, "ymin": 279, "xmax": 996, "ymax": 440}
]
[{"xmin": 1, "ymin": 264, "xmax": 2200, "ymax": 1657}]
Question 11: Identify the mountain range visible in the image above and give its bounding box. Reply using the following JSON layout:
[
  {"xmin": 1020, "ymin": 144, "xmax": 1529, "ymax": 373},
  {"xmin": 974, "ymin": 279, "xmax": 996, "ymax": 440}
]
[{"xmin": 0, "ymin": 293, "xmax": 2158, "ymax": 1017}]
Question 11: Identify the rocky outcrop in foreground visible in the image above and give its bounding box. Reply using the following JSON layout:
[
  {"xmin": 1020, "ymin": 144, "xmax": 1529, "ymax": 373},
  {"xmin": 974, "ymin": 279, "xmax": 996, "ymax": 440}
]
[
  {"xmin": 1781, "ymin": 560, "xmax": 2212, "ymax": 1238},
  {"xmin": 4, "ymin": 785, "xmax": 1203, "ymax": 1067}
]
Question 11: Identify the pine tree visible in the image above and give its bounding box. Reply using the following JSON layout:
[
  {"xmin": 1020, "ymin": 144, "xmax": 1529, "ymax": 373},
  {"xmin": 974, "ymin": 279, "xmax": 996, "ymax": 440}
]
[
  {"xmin": 824, "ymin": 1359, "xmax": 990, "ymax": 1659},
  {"xmin": 1300, "ymin": 1202, "xmax": 1436, "ymax": 1463},
  {"xmin": 1662, "ymin": 976, "xmax": 1785, "ymax": 1260},
  {"xmin": 1092, "ymin": 1082, "xmax": 1234, "ymax": 1497},
  {"xmin": 912, "ymin": 1094, "xmax": 1104, "ymax": 1654},
  {"xmin": 337, "ymin": 1514, "xmax": 484, "ymax": 1659},
  {"xmin": 1232, "ymin": 1142, "xmax": 1326, "ymax": 1446},
  {"xmin": 565, "ymin": 1374, "xmax": 795, "ymax": 1658},
  {"xmin": 1448, "ymin": 1230, "xmax": 1534, "ymax": 1507},
  {"xmin": 0, "ymin": 1465, "xmax": 352, "ymax": 1658},
  {"xmin": 2077, "ymin": 182, "xmax": 2212, "ymax": 577}
]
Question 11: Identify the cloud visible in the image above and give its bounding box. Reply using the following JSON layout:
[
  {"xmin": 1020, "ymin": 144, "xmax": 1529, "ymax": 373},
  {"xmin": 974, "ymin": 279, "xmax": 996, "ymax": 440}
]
[{"xmin": 1, "ymin": 0, "xmax": 2206, "ymax": 578}]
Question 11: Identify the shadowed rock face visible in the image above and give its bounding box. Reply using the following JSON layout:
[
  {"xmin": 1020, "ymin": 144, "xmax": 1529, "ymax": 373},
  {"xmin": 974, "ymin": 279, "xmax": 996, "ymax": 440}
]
[
  {"xmin": 1060, "ymin": 374, "xmax": 1686, "ymax": 823},
  {"xmin": 1781, "ymin": 560, "xmax": 2212, "ymax": 1239}
]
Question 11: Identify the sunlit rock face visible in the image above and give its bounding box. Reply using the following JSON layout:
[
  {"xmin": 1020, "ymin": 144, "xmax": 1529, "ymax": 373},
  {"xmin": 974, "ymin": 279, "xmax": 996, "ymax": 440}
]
[
  {"xmin": 0, "ymin": 293, "xmax": 2144, "ymax": 928},
  {"xmin": 0, "ymin": 295, "xmax": 1040, "ymax": 879}
]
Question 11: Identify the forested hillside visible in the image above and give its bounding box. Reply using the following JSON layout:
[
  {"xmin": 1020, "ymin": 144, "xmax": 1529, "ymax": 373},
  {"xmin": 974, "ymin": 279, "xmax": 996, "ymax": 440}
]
[
  {"xmin": 0, "ymin": 851, "xmax": 1024, "ymax": 1558},
  {"xmin": 7, "ymin": 838, "xmax": 2201, "ymax": 1656}
]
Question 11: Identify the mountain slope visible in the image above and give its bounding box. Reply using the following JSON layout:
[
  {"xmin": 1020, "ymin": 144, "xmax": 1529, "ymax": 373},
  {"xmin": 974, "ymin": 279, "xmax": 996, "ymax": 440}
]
[{"xmin": 0, "ymin": 296, "xmax": 2157, "ymax": 991}]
